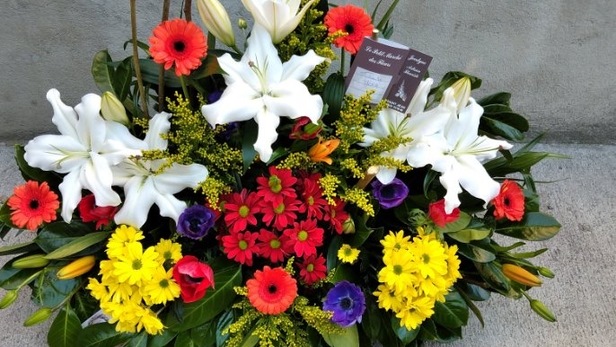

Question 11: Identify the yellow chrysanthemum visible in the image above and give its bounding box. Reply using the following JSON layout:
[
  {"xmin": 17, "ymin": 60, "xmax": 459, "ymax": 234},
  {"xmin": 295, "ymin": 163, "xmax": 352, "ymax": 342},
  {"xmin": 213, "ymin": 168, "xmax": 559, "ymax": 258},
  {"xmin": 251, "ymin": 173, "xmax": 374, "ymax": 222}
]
[
  {"xmin": 87, "ymin": 278, "xmax": 108, "ymax": 301},
  {"xmin": 378, "ymin": 250, "xmax": 417, "ymax": 294},
  {"xmin": 337, "ymin": 244, "xmax": 360, "ymax": 263},
  {"xmin": 410, "ymin": 236, "xmax": 448, "ymax": 279},
  {"xmin": 106, "ymin": 281, "xmax": 138, "ymax": 303},
  {"xmin": 112, "ymin": 243, "xmax": 160, "ymax": 285},
  {"xmin": 98, "ymin": 259, "xmax": 115, "ymax": 281},
  {"xmin": 396, "ymin": 295, "xmax": 435, "ymax": 330},
  {"xmin": 154, "ymin": 239, "xmax": 182, "ymax": 264},
  {"xmin": 106, "ymin": 225, "xmax": 144, "ymax": 259},
  {"xmin": 143, "ymin": 268, "xmax": 181, "ymax": 305},
  {"xmin": 417, "ymin": 274, "xmax": 448, "ymax": 300},
  {"xmin": 136, "ymin": 306, "xmax": 164, "ymax": 335},
  {"xmin": 444, "ymin": 244, "xmax": 462, "ymax": 286},
  {"xmin": 373, "ymin": 284, "xmax": 405, "ymax": 312},
  {"xmin": 381, "ymin": 230, "xmax": 411, "ymax": 252}
]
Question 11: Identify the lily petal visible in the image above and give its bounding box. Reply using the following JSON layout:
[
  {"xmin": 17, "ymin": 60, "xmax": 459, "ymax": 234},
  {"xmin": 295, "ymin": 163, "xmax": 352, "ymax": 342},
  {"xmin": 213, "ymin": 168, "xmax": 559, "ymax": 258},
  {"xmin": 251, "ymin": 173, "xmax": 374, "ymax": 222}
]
[
  {"xmin": 46, "ymin": 89, "xmax": 78, "ymax": 139},
  {"xmin": 144, "ymin": 112, "xmax": 171, "ymax": 150},
  {"xmin": 58, "ymin": 170, "xmax": 82, "ymax": 222}
]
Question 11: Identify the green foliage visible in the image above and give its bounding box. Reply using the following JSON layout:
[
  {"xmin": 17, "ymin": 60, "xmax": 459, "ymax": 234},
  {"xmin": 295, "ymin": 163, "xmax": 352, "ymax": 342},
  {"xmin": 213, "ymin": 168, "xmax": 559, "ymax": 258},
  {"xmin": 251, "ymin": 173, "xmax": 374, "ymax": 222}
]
[{"xmin": 48, "ymin": 306, "xmax": 83, "ymax": 347}]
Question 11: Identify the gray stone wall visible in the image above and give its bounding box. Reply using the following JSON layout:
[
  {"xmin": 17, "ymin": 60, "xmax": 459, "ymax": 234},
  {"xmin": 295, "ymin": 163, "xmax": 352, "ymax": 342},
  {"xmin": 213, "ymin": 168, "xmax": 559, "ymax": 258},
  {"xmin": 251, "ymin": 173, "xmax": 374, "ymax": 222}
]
[{"xmin": 1, "ymin": 0, "xmax": 614, "ymax": 144}]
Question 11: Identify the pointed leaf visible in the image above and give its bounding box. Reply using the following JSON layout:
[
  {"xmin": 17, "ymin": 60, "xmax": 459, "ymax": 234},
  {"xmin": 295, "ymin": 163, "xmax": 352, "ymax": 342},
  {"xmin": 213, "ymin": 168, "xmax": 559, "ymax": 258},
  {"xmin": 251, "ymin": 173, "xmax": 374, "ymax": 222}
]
[
  {"xmin": 322, "ymin": 72, "xmax": 345, "ymax": 122},
  {"xmin": 44, "ymin": 232, "xmax": 110, "ymax": 259},
  {"xmin": 477, "ymin": 92, "xmax": 511, "ymax": 106},
  {"xmin": 475, "ymin": 262, "xmax": 510, "ymax": 295},
  {"xmin": 78, "ymin": 323, "xmax": 132, "ymax": 347},
  {"xmin": 147, "ymin": 329, "xmax": 177, "ymax": 347},
  {"xmin": 446, "ymin": 228, "xmax": 492, "ymax": 243},
  {"xmin": 31, "ymin": 265, "xmax": 79, "ymax": 307},
  {"xmin": 48, "ymin": 306, "xmax": 83, "ymax": 347},
  {"xmin": 495, "ymin": 212, "xmax": 561, "ymax": 241},
  {"xmin": 113, "ymin": 58, "xmax": 133, "ymax": 102},
  {"xmin": 0, "ymin": 241, "xmax": 40, "ymax": 256},
  {"xmin": 322, "ymin": 324, "xmax": 359, "ymax": 347},
  {"xmin": 91, "ymin": 50, "xmax": 115, "ymax": 94},
  {"xmin": 139, "ymin": 59, "xmax": 182, "ymax": 88},
  {"xmin": 438, "ymin": 212, "xmax": 472, "ymax": 233},
  {"xmin": 432, "ymin": 290, "xmax": 468, "ymax": 328},
  {"xmin": 391, "ymin": 317, "xmax": 419, "ymax": 344}
]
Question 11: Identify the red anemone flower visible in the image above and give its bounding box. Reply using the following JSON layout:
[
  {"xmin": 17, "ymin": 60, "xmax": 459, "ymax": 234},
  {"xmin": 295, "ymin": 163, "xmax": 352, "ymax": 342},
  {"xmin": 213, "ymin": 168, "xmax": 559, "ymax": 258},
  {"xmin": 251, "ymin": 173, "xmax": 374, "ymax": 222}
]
[
  {"xmin": 149, "ymin": 18, "xmax": 207, "ymax": 76},
  {"xmin": 172, "ymin": 256, "xmax": 215, "ymax": 303}
]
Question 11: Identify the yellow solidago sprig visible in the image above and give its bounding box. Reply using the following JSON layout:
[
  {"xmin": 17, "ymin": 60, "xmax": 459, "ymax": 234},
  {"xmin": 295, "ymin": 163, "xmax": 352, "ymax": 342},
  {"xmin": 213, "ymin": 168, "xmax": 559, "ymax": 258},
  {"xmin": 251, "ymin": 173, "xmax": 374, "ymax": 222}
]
[
  {"xmin": 86, "ymin": 225, "xmax": 183, "ymax": 335},
  {"xmin": 374, "ymin": 230, "xmax": 462, "ymax": 331},
  {"xmin": 334, "ymin": 92, "xmax": 385, "ymax": 154}
]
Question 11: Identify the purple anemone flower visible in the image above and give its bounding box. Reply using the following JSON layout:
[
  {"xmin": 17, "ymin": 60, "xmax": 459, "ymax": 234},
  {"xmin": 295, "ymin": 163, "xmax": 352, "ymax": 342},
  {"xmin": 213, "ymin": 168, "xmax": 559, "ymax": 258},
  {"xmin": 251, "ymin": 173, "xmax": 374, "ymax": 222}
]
[
  {"xmin": 323, "ymin": 280, "xmax": 366, "ymax": 327},
  {"xmin": 371, "ymin": 177, "xmax": 409, "ymax": 209},
  {"xmin": 177, "ymin": 205, "xmax": 216, "ymax": 240}
]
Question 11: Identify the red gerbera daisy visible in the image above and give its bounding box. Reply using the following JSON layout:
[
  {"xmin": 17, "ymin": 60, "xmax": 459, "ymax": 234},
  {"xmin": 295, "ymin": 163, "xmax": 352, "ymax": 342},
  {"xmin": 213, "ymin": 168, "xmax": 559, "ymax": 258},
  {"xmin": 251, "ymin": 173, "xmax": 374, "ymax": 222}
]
[
  {"xmin": 256, "ymin": 229, "xmax": 292, "ymax": 263},
  {"xmin": 7, "ymin": 181, "xmax": 59, "ymax": 231},
  {"xmin": 256, "ymin": 166, "xmax": 297, "ymax": 206},
  {"xmin": 259, "ymin": 195, "xmax": 302, "ymax": 231},
  {"xmin": 324, "ymin": 198, "xmax": 349, "ymax": 234},
  {"xmin": 283, "ymin": 219, "xmax": 324, "ymax": 258},
  {"xmin": 221, "ymin": 231, "xmax": 259, "ymax": 266},
  {"xmin": 298, "ymin": 254, "xmax": 327, "ymax": 285},
  {"xmin": 149, "ymin": 18, "xmax": 207, "ymax": 76},
  {"xmin": 221, "ymin": 189, "xmax": 260, "ymax": 234},
  {"xmin": 492, "ymin": 180, "xmax": 525, "ymax": 221},
  {"xmin": 324, "ymin": 4, "xmax": 374, "ymax": 54},
  {"xmin": 247, "ymin": 266, "xmax": 297, "ymax": 315}
]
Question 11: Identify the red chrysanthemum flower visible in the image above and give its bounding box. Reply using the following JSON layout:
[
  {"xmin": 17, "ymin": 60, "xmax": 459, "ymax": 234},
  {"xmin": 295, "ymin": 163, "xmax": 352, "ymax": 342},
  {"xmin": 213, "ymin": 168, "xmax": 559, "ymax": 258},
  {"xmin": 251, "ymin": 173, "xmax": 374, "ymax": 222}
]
[
  {"xmin": 283, "ymin": 219, "xmax": 324, "ymax": 258},
  {"xmin": 298, "ymin": 254, "xmax": 327, "ymax": 285},
  {"xmin": 492, "ymin": 180, "xmax": 525, "ymax": 221},
  {"xmin": 256, "ymin": 229, "xmax": 292, "ymax": 263},
  {"xmin": 78, "ymin": 194, "xmax": 118, "ymax": 229},
  {"xmin": 7, "ymin": 181, "xmax": 59, "ymax": 231},
  {"xmin": 298, "ymin": 176, "xmax": 329, "ymax": 220},
  {"xmin": 259, "ymin": 195, "xmax": 302, "ymax": 231},
  {"xmin": 221, "ymin": 231, "xmax": 259, "ymax": 266},
  {"xmin": 247, "ymin": 266, "xmax": 297, "ymax": 315},
  {"xmin": 221, "ymin": 189, "xmax": 260, "ymax": 234},
  {"xmin": 428, "ymin": 199, "xmax": 460, "ymax": 228},
  {"xmin": 256, "ymin": 166, "xmax": 297, "ymax": 206},
  {"xmin": 149, "ymin": 18, "xmax": 207, "ymax": 76},
  {"xmin": 324, "ymin": 198, "xmax": 349, "ymax": 234},
  {"xmin": 324, "ymin": 4, "xmax": 374, "ymax": 54}
]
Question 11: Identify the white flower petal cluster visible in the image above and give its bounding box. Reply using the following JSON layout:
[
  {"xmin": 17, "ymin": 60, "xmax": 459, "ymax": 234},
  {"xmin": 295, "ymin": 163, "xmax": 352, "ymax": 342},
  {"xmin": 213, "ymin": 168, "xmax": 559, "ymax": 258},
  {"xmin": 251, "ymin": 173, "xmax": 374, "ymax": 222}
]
[
  {"xmin": 241, "ymin": 0, "xmax": 318, "ymax": 43},
  {"xmin": 361, "ymin": 79, "xmax": 512, "ymax": 213},
  {"xmin": 24, "ymin": 90, "xmax": 208, "ymax": 228}
]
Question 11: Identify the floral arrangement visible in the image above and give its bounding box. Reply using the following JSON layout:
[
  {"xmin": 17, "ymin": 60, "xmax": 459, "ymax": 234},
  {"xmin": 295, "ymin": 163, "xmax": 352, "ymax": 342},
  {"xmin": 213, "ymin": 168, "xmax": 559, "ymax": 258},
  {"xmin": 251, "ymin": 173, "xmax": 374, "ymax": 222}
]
[{"xmin": 0, "ymin": 0, "xmax": 562, "ymax": 346}]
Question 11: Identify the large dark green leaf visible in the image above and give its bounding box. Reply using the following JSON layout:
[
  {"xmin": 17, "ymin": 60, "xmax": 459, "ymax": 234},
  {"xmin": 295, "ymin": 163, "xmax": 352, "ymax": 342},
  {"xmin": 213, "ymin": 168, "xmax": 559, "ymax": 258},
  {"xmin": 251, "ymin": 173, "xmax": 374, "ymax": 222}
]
[
  {"xmin": 147, "ymin": 329, "xmax": 177, "ymax": 347},
  {"xmin": 322, "ymin": 72, "xmax": 345, "ymax": 122},
  {"xmin": 477, "ymin": 92, "xmax": 511, "ymax": 106},
  {"xmin": 480, "ymin": 116, "xmax": 524, "ymax": 141},
  {"xmin": 485, "ymin": 151, "xmax": 566, "ymax": 177},
  {"xmin": 190, "ymin": 319, "xmax": 217, "ymax": 347},
  {"xmin": 447, "ymin": 228, "xmax": 491, "ymax": 243},
  {"xmin": 174, "ymin": 331, "xmax": 197, "ymax": 347},
  {"xmin": 166, "ymin": 260, "xmax": 241, "ymax": 332},
  {"xmin": 190, "ymin": 55, "xmax": 222, "ymax": 80},
  {"xmin": 216, "ymin": 310, "xmax": 235, "ymax": 347},
  {"xmin": 125, "ymin": 331, "xmax": 148, "ymax": 347},
  {"xmin": 35, "ymin": 222, "xmax": 93, "ymax": 253},
  {"xmin": 31, "ymin": 266, "xmax": 79, "ymax": 307},
  {"xmin": 455, "ymin": 285, "xmax": 485, "ymax": 327},
  {"xmin": 456, "ymin": 282, "xmax": 490, "ymax": 301},
  {"xmin": 44, "ymin": 232, "xmax": 110, "ymax": 259},
  {"xmin": 475, "ymin": 262, "xmax": 510, "ymax": 294},
  {"xmin": 432, "ymin": 290, "xmax": 468, "ymax": 329},
  {"xmin": 91, "ymin": 50, "xmax": 116, "ymax": 94},
  {"xmin": 455, "ymin": 243, "xmax": 496, "ymax": 263},
  {"xmin": 438, "ymin": 212, "xmax": 471, "ymax": 234},
  {"xmin": 418, "ymin": 318, "xmax": 462, "ymax": 342},
  {"xmin": 495, "ymin": 212, "xmax": 561, "ymax": 241},
  {"xmin": 391, "ymin": 317, "xmax": 419, "ymax": 344},
  {"xmin": 322, "ymin": 325, "xmax": 359, "ymax": 347},
  {"xmin": 48, "ymin": 306, "xmax": 83, "ymax": 347},
  {"xmin": 0, "ymin": 261, "xmax": 40, "ymax": 290},
  {"xmin": 242, "ymin": 121, "xmax": 258, "ymax": 172},
  {"xmin": 112, "ymin": 57, "xmax": 134, "ymax": 102},
  {"xmin": 77, "ymin": 323, "xmax": 132, "ymax": 347},
  {"xmin": 139, "ymin": 59, "xmax": 182, "ymax": 88}
]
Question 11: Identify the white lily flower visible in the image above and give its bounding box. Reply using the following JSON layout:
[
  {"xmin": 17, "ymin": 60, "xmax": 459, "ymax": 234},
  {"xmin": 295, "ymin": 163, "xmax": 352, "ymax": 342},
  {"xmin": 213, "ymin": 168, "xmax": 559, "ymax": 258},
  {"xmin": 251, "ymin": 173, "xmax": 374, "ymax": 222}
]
[
  {"xmin": 201, "ymin": 24, "xmax": 326, "ymax": 162},
  {"xmin": 406, "ymin": 98, "xmax": 513, "ymax": 213},
  {"xmin": 241, "ymin": 0, "xmax": 318, "ymax": 43},
  {"xmin": 360, "ymin": 79, "xmax": 456, "ymax": 184},
  {"xmin": 112, "ymin": 113, "xmax": 209, "ymax": 228},
  {"xmin": 24, "ymin": 89, "xmax": 141, "ymax": 223}
]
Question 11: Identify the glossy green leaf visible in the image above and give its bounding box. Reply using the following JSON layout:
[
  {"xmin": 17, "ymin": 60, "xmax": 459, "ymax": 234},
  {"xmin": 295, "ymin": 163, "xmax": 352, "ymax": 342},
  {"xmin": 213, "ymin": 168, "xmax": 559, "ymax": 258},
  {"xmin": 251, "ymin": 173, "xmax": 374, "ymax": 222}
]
[
  {"xmin": 391, "ymin": 317, "xmax": 419, "ymax": 344},
  {"xmin": 31, "ymin": 266, "xmax": 79, "ymax": 307},
  {"xmin": 14, "ymin": 144, "xmax": 59, "ymax": 185},
  {"xmin": 77, "ymin": 323, "xmax": 131, "ymax": 347},
  {"xmin": 166, "ymin": 260, "xmax": 241, "ymax": 332},
  {"xmin": 495, "ymin": 212, "xmax": 561, "ymax": 241},
  {"xmin": 147, "ymin": 329, "xmax": 177, "ymax": 347},
  {"xmin": 480, "ymin": 116, "xmax": 524, "ymax": 141},
  {"xmin": 241, "ymin": 121, "xmax": 258, "ymax": 172},
  {"xmin": 457, "ymin": 282, "xmax": 490, "ymax": 301},
  {"xmin": 511, "ymin": 248, "xmax": 548, "ymax": 259},
  {"xmin": 485, "ymin": 152, "xmax": 567, "ymax": 177},
  {"xmin": 175, "ymin": 331, "xmax": 197, "ymax": 347},
  {"xmin": 349, "ymin": 216, "xmax": 374, "ymax": 248},
  {"xmin": 0, "ymin": 241, "xmax": 40, "ymax": 256},
  {"xmin": 322, "ymin": 72, "xmax": 345, "ymax": 122},
  {"xmin": 44, "ymin": 232, "xmax": 110, "ymax": 259},
  {"xmin": 438, "ymin": 212, "xmax": 471, "ymax": 233},
  {"xmin": 484, "ymin": 112, "xmax": 529, "ymax": 132},
  {"xmin": 326, "ymin": 235, "xmax": 343, "ymax": 271},
  {"xmin": 455, "ymin": 243, "xmax": 496, "ymax": 263},
  {"xmin": 216, "ymin": 310, "xmax": 235, "ymax": 347},
  {"xmin": 190, "ymin": 55, "xmax": 222, "ymax": 80},
  {"xmin": 475, "ymin": 262, "xmax": 510, "ymax": 294},
  {"xmin": 418, "ymin": 318, "xmax": 462, "ymax": 342},
  {"xmin": 34, "ymin": 222, "xmax": 93, "ymax": 253},
  {"xmin": 446, "ymin": 228, "xmax": 491, "ymax": 243},
  {"xmin": 125, "ymin": 331, "xmax": 148, "ymax": 347},
  {"xmin": 455, "ymin": 286, "xmax": 485, "ymax": 327},
  {"xmin": 322, "ymin": 324, "xmax": 359, "ymax": 347},
  {"xmin": 432, "ymin": 291, "xmax": 468, "ymax": 328},
  {"xmin": 91, "ymin": 50, "xmax": 115, "ymax": 94},
  {"xmin": 112, "ymin": 58, "xmax": 133, "ymax": 101},
  {"xmin": 48, "ymin": 306, "xmax": 83, "ymax": 347},
  {"xmin": 0, "ymin": 263, "xmax": 40, "ymax": 290},
  {"xmin": 139, "ymin": 59, "xmax": 182, "ymax": 88},
  {"xmin": 477, "ymin": 92, "xmax": 511, "ymax": 106}
]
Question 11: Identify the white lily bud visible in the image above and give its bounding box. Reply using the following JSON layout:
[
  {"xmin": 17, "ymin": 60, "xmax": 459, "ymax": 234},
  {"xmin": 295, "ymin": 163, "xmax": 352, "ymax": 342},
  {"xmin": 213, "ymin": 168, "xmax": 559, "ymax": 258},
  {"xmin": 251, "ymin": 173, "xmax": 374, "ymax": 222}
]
[
  {"xmin": 450, "ymin": 77, "xmax": 471, "ymax": 112},
  {"xmin": 197, "ymin": 0, "xmax": 236, "ymax": 48},
  {"xmin": 100, "ymin": 91, "xmax": 129, "ymax": 125}
]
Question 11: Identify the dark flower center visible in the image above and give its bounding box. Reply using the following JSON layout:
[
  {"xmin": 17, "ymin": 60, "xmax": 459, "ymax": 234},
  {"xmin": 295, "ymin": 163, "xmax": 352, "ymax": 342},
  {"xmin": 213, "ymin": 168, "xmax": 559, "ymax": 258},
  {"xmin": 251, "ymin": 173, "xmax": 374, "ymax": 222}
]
[
  {"xmin": 344, "ymin": 24, "xmax": 355, "ymax": 34},
  {"xmin": 268, "ymin": 284, "xmax": 278, "ymax": 294},
  {"xmin": 173, "ymin": 40, "xmax": 186, "ymax": 52},
  {"xmin": 504, "ymin": 197, "xmax": 511, "ymax": 207},
  {"xmin": 132, "ymin": 259, "xmax": 142, "ymax": 270},
  {"xmin": 29, "ymin": 199, "xmax": 40, "ymax": 210},
  {"xmin": 340, "ymin": 297, "xmax": 353, "ymax": 310},
  {"xmin": 182, "ymin": 274, "xmax": 203, "ymax": 285},
  {"xmin": 190, "ymin": 219, "xmax": 204, "ymax": 231}
]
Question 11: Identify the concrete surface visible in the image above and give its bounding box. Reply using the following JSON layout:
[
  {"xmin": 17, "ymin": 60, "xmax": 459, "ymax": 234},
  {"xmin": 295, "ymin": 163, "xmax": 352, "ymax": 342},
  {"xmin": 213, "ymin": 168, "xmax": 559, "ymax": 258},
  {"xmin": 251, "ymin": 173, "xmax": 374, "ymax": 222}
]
[
  {"xmin": 1, "ymin": 143, "xmax": 615, "ymax": 346},
  {"xmin": 1, "ymin": 0, "xmax": 615, "ymax": 144}
]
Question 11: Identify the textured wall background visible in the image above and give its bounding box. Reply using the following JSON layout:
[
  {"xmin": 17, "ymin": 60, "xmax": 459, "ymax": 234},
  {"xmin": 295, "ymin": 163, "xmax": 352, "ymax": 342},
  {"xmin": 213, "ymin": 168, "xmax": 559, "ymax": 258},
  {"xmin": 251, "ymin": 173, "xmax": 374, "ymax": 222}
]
[{"xmin": 0, "ymin": 0, "xmax": 614, "ymax": 144}]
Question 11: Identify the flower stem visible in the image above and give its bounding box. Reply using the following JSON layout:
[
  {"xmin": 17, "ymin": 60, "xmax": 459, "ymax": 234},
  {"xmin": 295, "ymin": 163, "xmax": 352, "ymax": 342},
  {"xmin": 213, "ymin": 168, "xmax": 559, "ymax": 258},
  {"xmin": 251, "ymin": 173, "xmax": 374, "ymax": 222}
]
[
  {"xmin": 340, "ymin": 49, "xmax": 346, "ymax": 76},
  {"xmin": 179, "ymin": 75, "xmax": 190, "ymax": 101},
  {"xmin": 158, "ymin": 0, "xmax": 171, "ymax": 112},
  {"xmin": 130, "ymin": 0, "xmax": 149, "ymax": 117},
  {"xmin": 183, "ymin": 0, "xmax": 192, "ymax": 21}
]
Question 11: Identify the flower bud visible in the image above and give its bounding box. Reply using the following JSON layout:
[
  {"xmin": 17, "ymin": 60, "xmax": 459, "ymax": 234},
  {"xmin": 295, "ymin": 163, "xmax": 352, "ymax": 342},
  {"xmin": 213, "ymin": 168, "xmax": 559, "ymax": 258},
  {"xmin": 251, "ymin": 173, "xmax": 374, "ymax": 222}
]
[
  {"xmin": 238, "ymin": 18, "xmax": 248, "ymax": 30},
  {"xmin": 342, "ymin": 218, "xmax": 355, "ymax": 234},
  {"xmin": 308, "ymin": 138, "xmax": 340, "ymax": 165},
  {"xmin": 197, "ymin": 0, "xmax": 236, "ymax": 47},
  {"xmin": 23, "ymin": 307, "xmax": 53, "ymax": 327},
  {"xmin": 450, "ymin": 77, "xmax": 471, "ymax": 112},
  {"xmin": 101, "ymin": 92, "xmax": 129, "ymax": 125},
  {"xmin": 530, "ymin": 299, "xmax": 557, "ymax": 322},
  {"xmin": 0, "ymin": 290, "xmax": 18, "ymax": 309},
  {"xmin": 501, "ymin": 263, "xmax": 542, "ymax": 287},
  {"xmin": 12, "ymin": 254, "xmax": 50, "ymax": 269},
  {"xmin": 56, "ymin": 255, "xmax": 96, "ymax": 280},
  {"xmin": 537, "ymin": 266, "xmax": 555, "ymax": 279}
]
